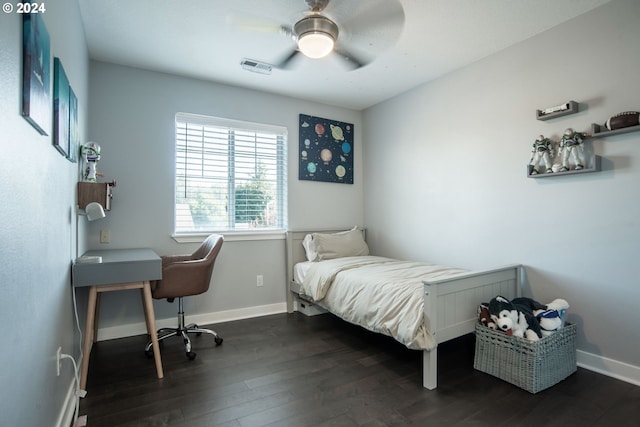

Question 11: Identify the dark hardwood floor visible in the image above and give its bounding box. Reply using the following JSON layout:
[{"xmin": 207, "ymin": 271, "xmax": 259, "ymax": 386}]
[{"xmin": 79, "ymin": 313, "xmax": 639, "ymax": 427}]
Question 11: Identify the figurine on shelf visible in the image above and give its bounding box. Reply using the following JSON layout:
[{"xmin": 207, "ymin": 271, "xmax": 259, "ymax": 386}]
[
  {"xmin": 529, "ymin": 134, "xmax": 555, "ymax": 175},
  {"xmin": 81, "ymin": 142, "xmax": 101, "ymax": 182},
  {"xmin": 558, "ymin": 128, "xmax": 586, "ymax": 172}
]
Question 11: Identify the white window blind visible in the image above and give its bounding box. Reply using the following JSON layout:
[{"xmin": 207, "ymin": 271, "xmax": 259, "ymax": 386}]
[{"xmin": 175, "ymin": 113, "xmax": 287, "ymax": 234}]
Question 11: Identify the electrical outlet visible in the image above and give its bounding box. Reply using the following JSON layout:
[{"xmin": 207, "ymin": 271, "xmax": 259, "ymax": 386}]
[
  {"xmin": 256, "ymin": 275, "xmax": 264, "ymax": 287},
  {"xmin": 100, "ymin": 229, "xmax": 110, "ymax": 243},
  {"xmin": 56, "ymin": 346, "xmax": 62, "ymax": 376}
]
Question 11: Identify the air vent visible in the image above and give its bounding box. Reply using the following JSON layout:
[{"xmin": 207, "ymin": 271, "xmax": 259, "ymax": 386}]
[{"xmin": 241, "ymin": 58, "xmax": 272, "ymax": 75}]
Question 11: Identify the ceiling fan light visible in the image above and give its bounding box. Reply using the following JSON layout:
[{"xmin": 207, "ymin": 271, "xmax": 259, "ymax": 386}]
[
  {"xmin": 293, "ymin": 15, "xmax": 339, "ymax": 59},
  {"xmin": 298, "ymin": 32, "xmax": 335, "ymax": 58}
]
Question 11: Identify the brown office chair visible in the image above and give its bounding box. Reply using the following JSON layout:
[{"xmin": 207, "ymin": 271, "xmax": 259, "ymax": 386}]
[{"xmin": 144, "ymin": 234, "xmax": 224, "ymax": 360}]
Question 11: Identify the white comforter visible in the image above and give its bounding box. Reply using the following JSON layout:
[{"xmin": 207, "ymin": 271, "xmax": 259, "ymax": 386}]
[{"xmin": 300, "ymin": 256, "xmax": 465, "ymax": 350}]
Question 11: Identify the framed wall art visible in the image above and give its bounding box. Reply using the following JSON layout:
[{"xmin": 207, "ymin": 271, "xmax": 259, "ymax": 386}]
[
  {"xmin": 67, "ymin": 86, "xmax": 80, "ymax": 163},
  {"xmin": 68, "ymin": 86, "xmax": 79, "ymax": 162},
  {"xmin": 299, "ymin": 114, "xmax": 354, "ymax": 184},
  {"xmin": 21, "ymin": 13, "xmax": 51, "ymax": 135},
  {"xmin": 53, "ymin": 58, "xmax": 70, "ymax": 157}
]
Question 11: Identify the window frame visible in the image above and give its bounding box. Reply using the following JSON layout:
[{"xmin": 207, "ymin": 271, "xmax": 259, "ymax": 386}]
[{"xmin": 173, "ymin": 112, "xmax": 288, "ymax": 240}]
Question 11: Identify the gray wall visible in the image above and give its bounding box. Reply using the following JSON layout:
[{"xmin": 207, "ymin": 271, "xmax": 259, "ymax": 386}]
[
  {"xmin": 1, "ymin": 2, "xmax": 638, "ymax": 424},
  {"xmin": 0, "ymin": 0, "xmax": 89, "ymax": 425},
  {"xmin": 84, "ymin": 61, "xmax": 364, "ymax": 334},
  {"xmin": 363, "ymin": 0, "xmax": 640, "ymax": 379}
]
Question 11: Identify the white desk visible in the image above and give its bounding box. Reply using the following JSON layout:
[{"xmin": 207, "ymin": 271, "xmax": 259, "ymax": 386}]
[{"xmin": 73, "ymin": 248, "xmax": 163, "ymax": 390}]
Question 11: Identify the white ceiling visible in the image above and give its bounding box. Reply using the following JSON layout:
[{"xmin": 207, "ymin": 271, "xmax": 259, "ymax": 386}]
[{"xmin": 78, "ymin": 0, "xmax": 610, "ymax": 110}]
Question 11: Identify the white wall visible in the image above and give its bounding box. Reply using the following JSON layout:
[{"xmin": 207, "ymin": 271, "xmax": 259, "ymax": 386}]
[
  {"xmin": 85, "ymin": 62, "xmax": 364, "ymax": 333},
  {"xmin": 0, "ymin": 0, "xmax": 89, "ymax": 425},
  {"xmin": 363, "ymin": 0, "xmax": 640, "ymax": 381}
]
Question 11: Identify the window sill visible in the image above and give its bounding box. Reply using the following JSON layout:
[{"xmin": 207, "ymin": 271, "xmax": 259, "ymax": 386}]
[{"xmin": 172, "ymin": 230, "xmax": 286, "ymax": 243}]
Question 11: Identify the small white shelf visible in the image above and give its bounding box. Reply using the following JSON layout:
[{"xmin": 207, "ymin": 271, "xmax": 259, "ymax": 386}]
[
  {"xmin": 536, "ymin": 101, "xmax": 579, "ymax": 121},
  {"xmin": 527, "ymin": 155, "xmax": 601, "ymax": 178},
  {"xmin": 591, "ymin": 123, "xmax": 640, "ymax": 138}
]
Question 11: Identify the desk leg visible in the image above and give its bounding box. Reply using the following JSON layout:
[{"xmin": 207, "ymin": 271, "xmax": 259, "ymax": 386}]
[
  {"xmin": 141, "ymin": 281, "xmax": 164, "ymax": 379},
  {"xmin": 93, "ymin": 292, "xmax": 101, "ymax": 343},
  {"xmin": 140, "ymin": 289, "xmax": 151, "ymax": 334},
  {"xmin": 80, "ymin": 286, "xmax": 98, "ymax": 390}
]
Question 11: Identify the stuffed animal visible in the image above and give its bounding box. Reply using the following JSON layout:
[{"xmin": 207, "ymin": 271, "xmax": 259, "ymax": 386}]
[
  {"xmin": 477, "ymin": 303, "xmax": 496, "ymax": 329},
  {"xmin": 486, "ymin": 296, "xmax": 544, "ymax": 341},
  {"xmin": 534, "ymin": 298, "xmax": 569, "ymax": 336}
]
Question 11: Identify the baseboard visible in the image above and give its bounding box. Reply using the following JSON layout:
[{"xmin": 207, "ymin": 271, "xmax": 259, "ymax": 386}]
[
  {"xmin": 96, "ymin": 302, "xmax": 287, "ymax": 342},
  {"xmin": 577, "ymin": 349, "xmax": 640, "ymax": 387},
  {"xmin": 55, "ymin": 378, "xmax": 77, "ymax": 427}
]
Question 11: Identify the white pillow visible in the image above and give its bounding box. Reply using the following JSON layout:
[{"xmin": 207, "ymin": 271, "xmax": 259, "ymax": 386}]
[
  {"xmin": 302, "ymin": 233, "xmax": 319, "ymax": 262},
  {"xmin": 302, "ymin": 227, "xmax": 369, "ymax": 261}
]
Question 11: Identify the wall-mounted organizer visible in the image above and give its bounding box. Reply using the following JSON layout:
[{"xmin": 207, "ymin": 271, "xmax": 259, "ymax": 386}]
[
  {"xmin": 536, "ymin": 101, "xmax": 579, "ymax": 121},
  {"xmin": 591, "ymin": 123, "xmax": 640, "ymax": 138},
  {"xmin": 527, "ymin": 154, "xmax": 601, "ymax": 179},
  {"xmin": 77, "ymin": 181, "xmax": 115, "ymax": 210},
  {"xmin": 531, "ymin": 100, "xmax": 603, "ymax": 178}
]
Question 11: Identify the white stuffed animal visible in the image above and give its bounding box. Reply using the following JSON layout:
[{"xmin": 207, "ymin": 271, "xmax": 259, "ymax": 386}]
[
  {"xmin": 534, "ymin": 298, "xmax": 569, "ymax": 336},
  {"xmin": 487, "ymin": 296, "xmax": 543, "ymax": 341}
]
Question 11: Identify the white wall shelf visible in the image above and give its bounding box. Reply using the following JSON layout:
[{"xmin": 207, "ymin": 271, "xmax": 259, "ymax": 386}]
[
  {"xmin": 591, "ymin": 123, "xmax": 640, "ymax": 138},
  {"xmin": 527, "ymin": 155, "xmax": 601, "ymax": 178},
  {"xmin": 536, "ymin": 101, "xmax": 579, "ymax": 121}
]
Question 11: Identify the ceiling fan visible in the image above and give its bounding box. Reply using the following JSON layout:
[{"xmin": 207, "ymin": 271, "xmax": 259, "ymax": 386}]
[{"xmin": 237, "ymin": 0, "xmax": 405, "ymax": 71}]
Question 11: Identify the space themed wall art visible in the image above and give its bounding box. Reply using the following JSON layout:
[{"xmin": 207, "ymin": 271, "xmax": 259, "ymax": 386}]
[{"xmin": 299, "ymin": 114, "xmax": 354, "ymax": 184}]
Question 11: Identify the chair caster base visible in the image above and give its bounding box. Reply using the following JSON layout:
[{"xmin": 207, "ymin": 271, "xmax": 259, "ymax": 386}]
[{"xmin": 144, "ymin": 326, "xmax": 223, "ymax": 360}]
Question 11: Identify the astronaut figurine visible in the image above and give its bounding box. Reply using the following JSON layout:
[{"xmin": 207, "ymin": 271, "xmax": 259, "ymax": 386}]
[
  {"xmin": 529, "ymin": 135, "xmax": 554, "ymax": 175},
  {"xmin": 81, "ymin": 142, "xmax": 101, "ymax": 182},
  {"xmin": 558, "ymin": 128, "xmax": 585, "ymax": 172}
]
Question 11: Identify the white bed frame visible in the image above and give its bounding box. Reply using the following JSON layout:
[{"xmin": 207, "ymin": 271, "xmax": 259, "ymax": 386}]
[{"xmin": 285, "ymin": 228, "xmax": 522, "ymax": 390}]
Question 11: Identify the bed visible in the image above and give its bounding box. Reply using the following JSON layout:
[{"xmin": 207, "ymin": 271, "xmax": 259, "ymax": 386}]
[{"xmin": 285, "ymin": 227, "xmax": 522, "ymax": 390}]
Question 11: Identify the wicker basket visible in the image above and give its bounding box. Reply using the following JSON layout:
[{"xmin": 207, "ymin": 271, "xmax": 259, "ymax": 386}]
[{"xmin": 474, "ymin": 322, "xmax": 577, "ymax": 393}]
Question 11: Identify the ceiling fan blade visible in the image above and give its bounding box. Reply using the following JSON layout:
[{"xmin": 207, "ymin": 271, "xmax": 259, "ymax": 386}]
[
  {"xmin": 226, "ymin": 14, "xmax": 289, "ymax": 35},
  {"xmin": 339, "ymin": 0, "xmax": 404, "ymax": 55},
  {"xmin": 276, "ymin": 49, "xmax": 301, "ymax": 69},
  {"xmin": 279, "ymin": 25, "xmax": 294, "ymax": 39},
  {"xmin": 341, "ymin": 0, "xmax": 404, "ymax": 34},
  {"xmin": 334, "ymin": 46, "xmax": 368, "ymax": 70}
]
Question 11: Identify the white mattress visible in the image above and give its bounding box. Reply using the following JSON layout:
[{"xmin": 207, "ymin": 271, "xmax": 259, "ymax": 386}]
[{"xmin": 294, "ymin": 256, "xmax": 465, "ymax": 350}]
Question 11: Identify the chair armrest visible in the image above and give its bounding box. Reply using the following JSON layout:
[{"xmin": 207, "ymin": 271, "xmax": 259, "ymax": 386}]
[
  {"xmin": 153, "ymin": 257, "xmax": 214, "ymax": 298},
  {"xmin": 151, "ymin": 255, "xmax": 192, "ymax": 292},
  {"xmin": 162, "ymin": 257, "xmax": 211, "ymax": 276},
  {"xmin": 161, "ymin": 254, "xmax": 191, "ymax": 268}
]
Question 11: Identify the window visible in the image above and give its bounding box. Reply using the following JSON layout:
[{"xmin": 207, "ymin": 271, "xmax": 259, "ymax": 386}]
[{"xmin": 175, "ymin": 113, "xmax": 287, "ymax": 234}]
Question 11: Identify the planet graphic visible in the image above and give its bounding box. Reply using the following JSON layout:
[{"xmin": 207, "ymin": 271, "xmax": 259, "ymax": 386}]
[
  {"xmin": 330, "ymin": 124, "xmax": 344, "ymax": 141},
  {"xmin": 307, "ymin": 162, "xmax": 317, "ymax": 174},
  {"xmin": 315, "ymin": 123, "xmax": 325, "ymax": 136},
  {"xmin": 304, "ymin": 138, "xmax": 310, "ymax": 147},
  {"xmin": 335, "ymin": 165, "xmax": 346, "ymax": 178},
  {"xmin": 342, "ymin": 142, "xmax": 351, "ymax": 154},
  {"xmin": 301, "ymin": 150, "xmax": 307, "ymax": 159},
  {"xmin": 320, "ymin": 148, "xmax": 332, "ymax": 163}
]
